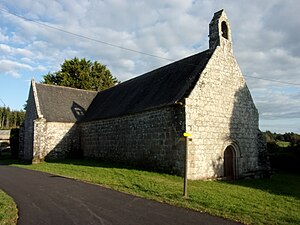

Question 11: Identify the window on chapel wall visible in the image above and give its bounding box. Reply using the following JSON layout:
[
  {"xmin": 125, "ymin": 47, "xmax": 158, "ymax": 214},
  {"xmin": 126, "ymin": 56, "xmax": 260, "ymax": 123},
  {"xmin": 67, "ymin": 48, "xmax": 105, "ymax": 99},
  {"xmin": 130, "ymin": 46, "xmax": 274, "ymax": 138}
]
[{"xmin": 221, "ymin": 21, "xmax": 229, "ymax": 39}]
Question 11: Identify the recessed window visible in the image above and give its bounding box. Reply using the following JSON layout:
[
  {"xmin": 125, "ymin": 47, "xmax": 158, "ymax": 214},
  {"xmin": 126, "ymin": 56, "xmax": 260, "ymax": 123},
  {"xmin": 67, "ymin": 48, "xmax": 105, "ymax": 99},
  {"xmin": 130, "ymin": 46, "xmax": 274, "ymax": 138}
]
[{"xmin": 221, "ymin": 21, "xmax": 228, "ymax": 39}]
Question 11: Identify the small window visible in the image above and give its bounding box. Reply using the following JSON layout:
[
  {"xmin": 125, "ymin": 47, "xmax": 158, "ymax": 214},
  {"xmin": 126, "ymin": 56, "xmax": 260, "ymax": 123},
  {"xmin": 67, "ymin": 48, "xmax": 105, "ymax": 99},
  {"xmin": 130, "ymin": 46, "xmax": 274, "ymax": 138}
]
[{"xmin": 221, "ymin": 21, "xmax": 228, "ymax": 39}]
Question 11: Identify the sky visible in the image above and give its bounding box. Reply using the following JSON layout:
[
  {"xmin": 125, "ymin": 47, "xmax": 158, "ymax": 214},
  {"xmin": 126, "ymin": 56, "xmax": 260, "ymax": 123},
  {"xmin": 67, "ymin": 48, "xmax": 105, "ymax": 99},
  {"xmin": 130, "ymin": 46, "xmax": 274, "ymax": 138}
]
[{"xmin": 0, "ymin": 0, "xmax": 299, "ymax": 133}]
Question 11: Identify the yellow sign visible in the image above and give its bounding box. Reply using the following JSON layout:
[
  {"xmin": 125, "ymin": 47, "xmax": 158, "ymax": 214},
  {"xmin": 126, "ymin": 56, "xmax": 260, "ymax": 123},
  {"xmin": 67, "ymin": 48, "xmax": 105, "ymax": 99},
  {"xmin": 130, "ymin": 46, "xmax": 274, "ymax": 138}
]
[{"xmin": 183, "ymin": 132, "xmax": 192, "ymax": 137}]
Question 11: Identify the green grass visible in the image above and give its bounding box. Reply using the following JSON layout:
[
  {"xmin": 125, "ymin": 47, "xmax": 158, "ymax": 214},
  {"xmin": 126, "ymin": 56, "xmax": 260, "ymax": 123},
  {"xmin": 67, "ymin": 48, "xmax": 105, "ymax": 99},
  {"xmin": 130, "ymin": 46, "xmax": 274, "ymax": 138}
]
[
  {"xmin": 275, "ymin": 141, "xmax": 291, "ymax": 148},
  {"xmin": 2, "ymin": 159, "xmax": 300, "ymax": 225},
  {"xmin": 0, "ymin": 190, "xmax": 18, "ymax": 225}
]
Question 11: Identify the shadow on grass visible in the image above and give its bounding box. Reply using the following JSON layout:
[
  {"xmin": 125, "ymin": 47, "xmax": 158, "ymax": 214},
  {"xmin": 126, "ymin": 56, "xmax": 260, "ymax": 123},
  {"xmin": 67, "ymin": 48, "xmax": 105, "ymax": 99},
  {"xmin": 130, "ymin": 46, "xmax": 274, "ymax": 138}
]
[
  {"xmin": 2, "ymin": 154, "xmax": 299, "ymax": 201},
  {"xmin": 48, "ymin": 159, "xmax": 300, "ymax": 201},
  {"xmin": 0, "ymin": 151, "xmax": 31, "ymax": 165},
  {"xmin": 224, "ymin": 172, "xmax": 300, "ymax": 200},
  {"xmin": 44, "ymin": 158, "xmax": 179, "ymax": 177},
  {"xmin": 47, "ymin": 158, "xmax": 147, "ymax": 170},
  {"xmin": 0, "ymin": 154, "xmax": 164, "ymax": 174}
]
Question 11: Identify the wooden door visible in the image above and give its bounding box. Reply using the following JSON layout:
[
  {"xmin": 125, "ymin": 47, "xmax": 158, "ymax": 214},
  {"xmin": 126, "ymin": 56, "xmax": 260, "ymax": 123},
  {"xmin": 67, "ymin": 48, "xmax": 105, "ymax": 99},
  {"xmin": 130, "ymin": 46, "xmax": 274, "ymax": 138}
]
[{"xmin": 224, "ymin": 146, "xmax": 235, "ymax": 180}]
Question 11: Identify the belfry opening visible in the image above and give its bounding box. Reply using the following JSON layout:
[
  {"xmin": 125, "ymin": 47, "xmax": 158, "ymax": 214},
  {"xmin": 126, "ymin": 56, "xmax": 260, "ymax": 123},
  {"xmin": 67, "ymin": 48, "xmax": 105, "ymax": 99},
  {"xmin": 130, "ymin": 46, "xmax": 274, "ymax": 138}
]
[{"xmin": 221, "ymin": 21, "xmax": 229, "ymax": 39}]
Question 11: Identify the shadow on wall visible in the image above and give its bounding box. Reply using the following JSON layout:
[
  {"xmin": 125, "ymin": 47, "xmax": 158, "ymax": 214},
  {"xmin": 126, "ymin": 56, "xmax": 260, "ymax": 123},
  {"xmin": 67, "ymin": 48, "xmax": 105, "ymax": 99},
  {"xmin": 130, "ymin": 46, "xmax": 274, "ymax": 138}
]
[
  {"xmin": 44, "ymin": 101, "xmax": 86, "ymax": 161},
  {"xmin": 44, "ymin": 124, "xmax": 81, "ymax": 161},
  {"xmin": 211, "ymin": 84, "xmax": 269, "ymax": 180}
]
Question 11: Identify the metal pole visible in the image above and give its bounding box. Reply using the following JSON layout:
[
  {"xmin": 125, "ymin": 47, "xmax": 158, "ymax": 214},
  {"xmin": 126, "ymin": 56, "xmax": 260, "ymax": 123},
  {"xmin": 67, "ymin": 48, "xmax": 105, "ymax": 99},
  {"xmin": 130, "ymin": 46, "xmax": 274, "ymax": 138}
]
[{"xmin": 183, "ymin": 136, "xmax": 188, "ymax": 197}]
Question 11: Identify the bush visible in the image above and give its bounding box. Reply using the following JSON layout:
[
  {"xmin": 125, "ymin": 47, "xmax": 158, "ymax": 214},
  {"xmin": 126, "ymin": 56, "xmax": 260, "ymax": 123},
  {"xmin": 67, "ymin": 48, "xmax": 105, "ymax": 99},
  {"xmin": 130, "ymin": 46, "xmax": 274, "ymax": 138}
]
[
  {"xmin": 266, "ymin": 141, "xmax": 279, "ymax": 153},
  {"xmin": 268, "ymin": 145, "xmax": 300, "ymax": 174},
  {"xmin": 269, "ymin": 153, "xmax": 300, "ymax": 173}
]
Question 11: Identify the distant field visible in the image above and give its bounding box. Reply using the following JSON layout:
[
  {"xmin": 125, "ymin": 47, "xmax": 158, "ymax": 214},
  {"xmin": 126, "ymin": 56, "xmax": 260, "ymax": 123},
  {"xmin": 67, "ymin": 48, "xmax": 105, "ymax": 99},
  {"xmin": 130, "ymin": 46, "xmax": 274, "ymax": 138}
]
[
  {"xmin": 1, "ymin": 159, "xmax": 298, "ymax": 225},
  {"xmin": 275, "ymin": 141, "xmax": 291, "ymax": 148}
]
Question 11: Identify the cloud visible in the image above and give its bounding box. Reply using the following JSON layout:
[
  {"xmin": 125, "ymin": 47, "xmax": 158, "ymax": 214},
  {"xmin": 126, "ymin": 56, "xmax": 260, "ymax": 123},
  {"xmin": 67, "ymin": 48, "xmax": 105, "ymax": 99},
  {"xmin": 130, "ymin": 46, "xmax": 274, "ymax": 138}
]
[
  {"xmin": 262, "ymin": 1, "xmax": 300, "ymax": 56},
  {"xmin": 0, "ymin": 28, "xmax": 9, "ymax": 42},
  {"xmin": 254, "ymin": 87, "xmax": 300, "ymax": 119},
  {"xmin": 0, "ymin": 44, "xmax": 34, "ymax": 57},
  {"xmin": 0, "ymin": 59, "xmax": 33, "ymax": 78},
  {"xmin": 260, "ymin": 118, "xmax": 300, "ymax": 133}
]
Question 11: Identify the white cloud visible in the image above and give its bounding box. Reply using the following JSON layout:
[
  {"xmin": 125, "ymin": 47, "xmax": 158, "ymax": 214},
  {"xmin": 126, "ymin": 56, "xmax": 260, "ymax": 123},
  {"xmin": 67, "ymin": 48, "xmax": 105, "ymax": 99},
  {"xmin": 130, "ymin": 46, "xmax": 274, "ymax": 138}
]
[
  {"xmin": 0, "ymin": 44, "xmax": 34, "ymax": 57},
  {"xmin": 0, "ymin": 59, "xmax": 33, "ymax": 78}
]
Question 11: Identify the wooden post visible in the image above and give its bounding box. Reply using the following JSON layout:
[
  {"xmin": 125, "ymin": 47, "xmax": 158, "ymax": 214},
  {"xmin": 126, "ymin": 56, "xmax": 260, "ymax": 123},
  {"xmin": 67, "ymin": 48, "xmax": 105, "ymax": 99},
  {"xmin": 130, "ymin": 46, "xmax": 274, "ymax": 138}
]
[
  {"xmin": 183, "ymin": 136, "xmax": 188, "ymax": 197},
  {"xmin": 183, "ymin": 132, "xmax": 191, "ymax": 198}
]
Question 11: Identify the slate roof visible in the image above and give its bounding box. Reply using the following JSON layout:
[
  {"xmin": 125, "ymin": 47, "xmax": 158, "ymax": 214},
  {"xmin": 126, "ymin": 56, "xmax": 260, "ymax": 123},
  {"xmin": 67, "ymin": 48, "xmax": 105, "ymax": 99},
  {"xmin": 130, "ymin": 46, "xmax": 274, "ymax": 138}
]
[
  {"xmin": 35, "ymin": 83, "xmax": 98, "ymax": 122},
  {"xmin": 83, "ymin": 49, "xmax": 212, "ymax": 122}
]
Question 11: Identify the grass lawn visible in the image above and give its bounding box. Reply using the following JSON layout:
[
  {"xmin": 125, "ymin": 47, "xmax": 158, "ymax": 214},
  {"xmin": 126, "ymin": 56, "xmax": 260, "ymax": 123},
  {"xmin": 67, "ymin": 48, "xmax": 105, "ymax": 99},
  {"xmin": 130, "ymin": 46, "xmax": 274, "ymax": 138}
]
[
  {"xmin": 2, "ymin": 158, "xmax": 300, "ymax": 225},
  {"xmin": 0, "ymin": 190, "xmax": 18, "ymax": 225}
]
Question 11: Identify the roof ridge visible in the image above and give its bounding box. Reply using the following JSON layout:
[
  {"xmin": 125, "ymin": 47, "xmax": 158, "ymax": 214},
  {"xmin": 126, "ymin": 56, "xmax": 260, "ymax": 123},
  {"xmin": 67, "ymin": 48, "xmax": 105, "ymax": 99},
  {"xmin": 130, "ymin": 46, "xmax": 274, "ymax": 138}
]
[
  {"xmin": 110, "ymin": 49, "xmax": 210, "ymax": 88},
  {"xmin": 35, "ymin": 82, "xmax": 100, "ymax": 93}
]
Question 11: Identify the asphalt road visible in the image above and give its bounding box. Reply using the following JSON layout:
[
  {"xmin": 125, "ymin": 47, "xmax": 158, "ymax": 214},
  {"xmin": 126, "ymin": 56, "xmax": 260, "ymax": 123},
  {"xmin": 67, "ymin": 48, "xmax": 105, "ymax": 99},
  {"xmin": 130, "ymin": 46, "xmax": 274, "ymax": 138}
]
[{"xmin": 0, "ymin": 165, "xmax": 242, "ymax": 225}]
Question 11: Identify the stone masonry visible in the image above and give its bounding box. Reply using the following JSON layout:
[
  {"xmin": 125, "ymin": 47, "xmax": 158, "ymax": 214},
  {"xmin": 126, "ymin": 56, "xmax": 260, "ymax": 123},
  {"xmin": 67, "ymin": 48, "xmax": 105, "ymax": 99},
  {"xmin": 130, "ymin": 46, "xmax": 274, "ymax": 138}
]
[
  {"xmin": 184, "ymin": 11, "xmax": 260, "ymax": 179},
  {"xmin": 21, "ymin": 81, "xmax": 38, "ymax": 160},
  {"xmin": 186, "ymin": 29, "xmax": 259, "ymax": 179},
  {"xmin": 32, "ymin": 121, "xmax": 78, "ymax": 162},
  {"xmin": 81, "ymin": 106, "xmax": 186, "ymax": 175}
]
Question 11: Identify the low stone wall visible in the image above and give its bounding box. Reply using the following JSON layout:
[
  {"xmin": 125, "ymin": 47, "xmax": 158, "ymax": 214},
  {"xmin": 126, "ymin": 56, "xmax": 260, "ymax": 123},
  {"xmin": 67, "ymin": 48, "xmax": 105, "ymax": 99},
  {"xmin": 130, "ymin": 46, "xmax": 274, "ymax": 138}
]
[{"xmin": 81, "ymin": 106, "xmax": 186, "ymax": 175}]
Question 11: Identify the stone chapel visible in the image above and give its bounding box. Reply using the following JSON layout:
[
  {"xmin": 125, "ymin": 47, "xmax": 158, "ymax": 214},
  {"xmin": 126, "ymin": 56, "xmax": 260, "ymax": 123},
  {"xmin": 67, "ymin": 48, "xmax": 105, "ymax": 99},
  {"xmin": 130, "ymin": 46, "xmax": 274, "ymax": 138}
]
[{"xmin": 21, "ymin": 10, "xmax": 268, "ymax": 180}]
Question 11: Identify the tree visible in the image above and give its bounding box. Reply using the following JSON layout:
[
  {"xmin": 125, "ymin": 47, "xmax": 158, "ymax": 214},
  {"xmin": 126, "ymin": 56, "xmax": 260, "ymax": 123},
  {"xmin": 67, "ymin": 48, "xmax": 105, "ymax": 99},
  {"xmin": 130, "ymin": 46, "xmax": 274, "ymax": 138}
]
[
  {"xmin": 265, "ymin": 130, "xmax": 275, "ymax": 143},
  {"xmin": 0, "ymin": 107, "xmax": 25, "ymax": 129},
  {"xmin": 42, "ymin": 57, "xmax": 118, "ymax": 91}
]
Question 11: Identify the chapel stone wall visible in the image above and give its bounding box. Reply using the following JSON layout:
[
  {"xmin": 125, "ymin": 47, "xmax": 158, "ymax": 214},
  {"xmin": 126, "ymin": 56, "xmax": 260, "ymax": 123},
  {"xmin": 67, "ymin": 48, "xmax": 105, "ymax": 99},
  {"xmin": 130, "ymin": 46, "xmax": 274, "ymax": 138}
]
[
  {"xmin": 81, "ymin": 106, "xmax": 186, "ymax": 175},
  {"xmin": 32, "ymin": 122, "xmax": 79, "ymax": 162},
  {"xmin": 185, "ymin": 42, "xmax": 260, "ymax": 180},
  {"xmin": 21, "ymin": 84, "xmax": 37, "ymax": 160}
]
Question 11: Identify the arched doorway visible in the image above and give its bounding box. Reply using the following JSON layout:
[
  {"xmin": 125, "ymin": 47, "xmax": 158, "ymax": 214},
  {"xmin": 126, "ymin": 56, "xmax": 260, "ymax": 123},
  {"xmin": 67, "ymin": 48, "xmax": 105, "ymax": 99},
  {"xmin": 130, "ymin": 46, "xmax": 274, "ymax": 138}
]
[{"xmin": 224, "ymin": 146, "xmax": 236, "ymax": 180}]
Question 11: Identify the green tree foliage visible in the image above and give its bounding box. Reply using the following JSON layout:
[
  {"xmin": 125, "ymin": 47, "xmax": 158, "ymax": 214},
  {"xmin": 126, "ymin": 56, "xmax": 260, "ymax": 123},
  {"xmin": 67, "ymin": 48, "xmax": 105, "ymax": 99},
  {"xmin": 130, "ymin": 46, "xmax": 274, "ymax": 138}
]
[
  {"xmin": 264, "ymin": 130, "xmax": 275, "ymax": 143},
  {"xmin": 42, "ymin": 57, "xmax": 119, "ymax": 91},
  {"xmin": 264, "ymin": 130, "xmax": 300, "ymax": 147},
  {"xmin": 0, "ymin": 107, "xmax": 25, "ymax": 129}
]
